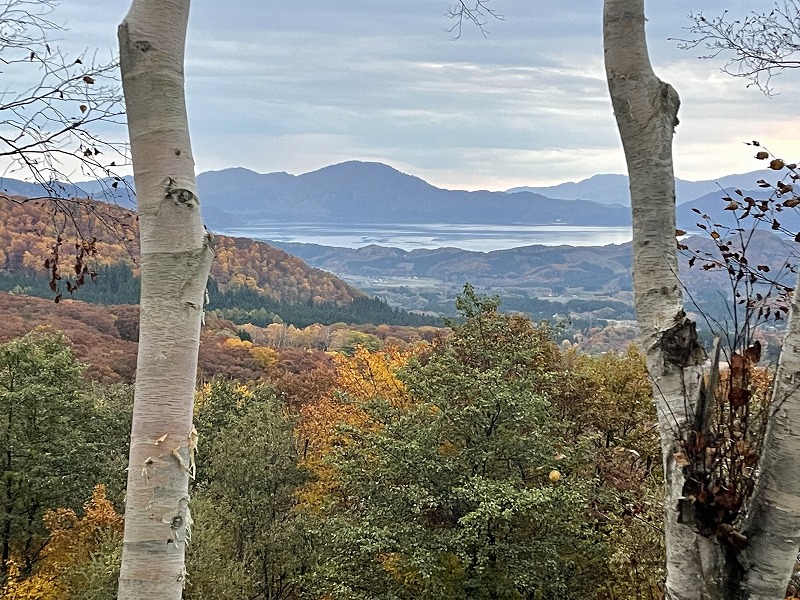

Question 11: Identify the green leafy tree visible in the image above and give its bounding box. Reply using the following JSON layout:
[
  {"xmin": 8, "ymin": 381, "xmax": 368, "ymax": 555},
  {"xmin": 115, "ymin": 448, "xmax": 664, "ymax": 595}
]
[
  {"xmin": 336, "ymin": 331, "xmax": 382, "ymax": 356},
  {"xmin": 0, "ymin": 330, "xmax": 105, "ymax": 579},
  {"xmin": 309, "ymin": 285, "xmax": 610, "ymax": 600},
  {"xmin": 554, "ymin": 347, "xmax": 664, "ymax": 599},
  {"xmin": 85, "ymin": 383, "xmax": 134, "ymax": 507},
  {"xmin": 186, "ymin": 382, "xmax": 312, "ymax": 600}
]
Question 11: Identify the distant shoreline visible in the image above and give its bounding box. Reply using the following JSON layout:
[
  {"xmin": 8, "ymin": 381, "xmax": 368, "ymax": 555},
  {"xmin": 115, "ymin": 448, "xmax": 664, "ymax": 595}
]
[{"xmin": 217, "ymin": 222, "xmax": 633, "ymax": 253}]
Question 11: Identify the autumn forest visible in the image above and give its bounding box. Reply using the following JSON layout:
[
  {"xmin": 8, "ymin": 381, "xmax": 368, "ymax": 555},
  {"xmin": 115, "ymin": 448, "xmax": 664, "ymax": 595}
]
[
  {"xmin": 0, "ymin": 178, "xmax": 789, "ymax": 599},
  {"xmin": 0, "ymin": 188, "xmax": 682, "ymax": 599},
  {"xmin": 5, "ymin": 0, "xmax": 800, "ymax": 597}
]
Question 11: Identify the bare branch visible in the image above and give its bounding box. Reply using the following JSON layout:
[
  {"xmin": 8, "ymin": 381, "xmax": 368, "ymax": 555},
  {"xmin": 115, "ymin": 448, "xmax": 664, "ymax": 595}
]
[
  {"xmin": 0, "ymin": 0, "xmax": 133, "ymax": 297},
  {"xmin": 0, "ymin": 0, "xmax": 60, "ymax": 55},
  {"xmin": 675, "ymin": 1, "xmax": 800, "ymax": 96},
  {"xmin": 445, "ymin": 1, "xmax": 503, "ymax": 39}
]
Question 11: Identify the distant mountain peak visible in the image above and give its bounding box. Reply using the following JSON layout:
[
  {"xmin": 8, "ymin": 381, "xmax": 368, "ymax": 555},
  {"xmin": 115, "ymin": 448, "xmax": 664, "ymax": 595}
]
[
  {"xmin": 203, "ymin": 166, "xmax": 262, "ymax": 176},
  {"xmin": 299, "ymin": 160, "xmax": 437, "ymax": 194},
  {"xmin": 309, "ymin": 160, "xmax": 427, "ymax": 180},
  {"xmin": 6, "ymin": 160, "xmax": 783, "ymax": 234},
  {"xmin": 506, "ymin": 169, "xmax": 780, "ymax": 207}
]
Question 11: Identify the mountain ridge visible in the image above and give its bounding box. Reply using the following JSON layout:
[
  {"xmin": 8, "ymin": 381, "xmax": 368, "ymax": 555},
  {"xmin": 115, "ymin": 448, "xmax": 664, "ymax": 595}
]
[
  {"xmin": 1, "ymin": 160, "xmax": 790, "ymax": 233},
  {"xmin": 506, "ymin": 170, "xmax": 780, "ymax": 206},
  {"xmin": 195, "ymin": 160, "xmax": 633, "ymax": 228}
]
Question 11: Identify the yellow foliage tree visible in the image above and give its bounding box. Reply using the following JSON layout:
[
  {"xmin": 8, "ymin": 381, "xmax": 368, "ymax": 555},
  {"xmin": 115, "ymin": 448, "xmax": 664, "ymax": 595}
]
[
  {"xmin": 222, "ymin": 336, "xmax": 253, "ymax": 350},
  {"xmin": 334, "ymin": 346, "xmax": 412, "ymax": 405},
  {"xmin": 0, "ymin": 485, "xmax": 124, "ymax": 600},
  {"xmin": 250, "ymin": 345, "xmax": 279, "ymax": 369},
  {"xmin": 295, "ymin": 346, "xmax": 414, "ymax": 509},
  {"xmin": 0, "ymin": 561, "xmax": 56, "ymax": 600}
]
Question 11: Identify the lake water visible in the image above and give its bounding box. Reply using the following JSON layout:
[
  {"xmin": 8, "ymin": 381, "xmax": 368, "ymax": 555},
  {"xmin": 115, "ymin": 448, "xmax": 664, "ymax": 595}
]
[{"xmin": 218, "ymin": 223, "xmax": 632, "ymax": 252}]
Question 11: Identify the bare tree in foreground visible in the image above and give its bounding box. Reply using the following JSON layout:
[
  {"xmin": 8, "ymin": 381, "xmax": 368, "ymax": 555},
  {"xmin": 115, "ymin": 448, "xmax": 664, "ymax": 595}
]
[{"xmin": 605, "ymin": 0, "xmax": 800, "ymax": 598}]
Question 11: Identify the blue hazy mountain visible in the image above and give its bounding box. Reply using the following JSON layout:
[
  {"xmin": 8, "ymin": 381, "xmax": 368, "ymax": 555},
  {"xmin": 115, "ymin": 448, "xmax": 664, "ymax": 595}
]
[
  {"xmin": 194, "ymin": 161, "xmax": 630, "ymax": 228},
  {"xmin": 674, "ymin": 186, "xmax": 800, "ymax": 233},
  {"xmin": 0, "ymin": 175, "xmax": 136, "ymax": 207},
  {"xmin": 3, "ymin": 161, "xmax": 792, "ymax": 233},
  {"xmin": 508, "ymin": 170, "xmax": 779, "ymax": 207}
]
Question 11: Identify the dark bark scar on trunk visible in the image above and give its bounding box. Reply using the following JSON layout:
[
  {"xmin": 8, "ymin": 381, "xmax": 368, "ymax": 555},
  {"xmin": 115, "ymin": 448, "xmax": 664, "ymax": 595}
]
[{"xmin": 661, "ymin": 311, "xmax": 706, "ymax": 368}]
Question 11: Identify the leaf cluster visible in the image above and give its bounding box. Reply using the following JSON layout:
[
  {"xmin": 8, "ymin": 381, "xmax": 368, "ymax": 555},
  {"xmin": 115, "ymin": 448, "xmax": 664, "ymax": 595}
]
[{"xmin": 0, "ymin": 331, "xmax": 131, "ymax": 593}]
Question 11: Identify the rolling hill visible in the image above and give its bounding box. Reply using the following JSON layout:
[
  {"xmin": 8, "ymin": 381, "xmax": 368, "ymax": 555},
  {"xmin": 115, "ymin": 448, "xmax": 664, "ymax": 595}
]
[{"xmin": 270, "ymin": 240, "xmax": 634, "ymax": 294}]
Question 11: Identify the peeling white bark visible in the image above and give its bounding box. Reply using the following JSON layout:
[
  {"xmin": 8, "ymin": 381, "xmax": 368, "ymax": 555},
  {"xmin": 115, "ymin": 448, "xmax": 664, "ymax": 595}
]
[
  {"xmin": 117, "ymin": 1, "xmax": 213, "ymax": 598},
  {"xmin": 604, "ymin": 1, "xmax": 800, "ymax": 598},
  {"xmin": 741, "ymin": 282, "xmax": 800, "ymax": 599},
  {"xmin": 603, "ymin": 1, "xmax": 723, "ymax": 598}
]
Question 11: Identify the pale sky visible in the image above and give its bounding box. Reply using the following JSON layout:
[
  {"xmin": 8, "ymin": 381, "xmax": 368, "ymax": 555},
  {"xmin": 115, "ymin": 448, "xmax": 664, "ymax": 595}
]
[{"xmin": 52, "ymin": 0, "xmax": 800, "ymax": 191}]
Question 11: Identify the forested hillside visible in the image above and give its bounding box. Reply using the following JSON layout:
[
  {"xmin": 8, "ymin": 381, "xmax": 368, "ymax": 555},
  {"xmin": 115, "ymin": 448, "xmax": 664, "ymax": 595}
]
[
  {"xmin": 0, "ymin": 197, "xmax": 440, "ymax": 327},
  {"xmin": 0, "ymin": 291, "xmax": 441, "ymax": 383},
  {"xmin": 0, "ymin": 197, "xmax": 789, "ymax": 597},
  {"xmin": 0, "ymin": 197, "xmax": 360, "ymax": 305}
]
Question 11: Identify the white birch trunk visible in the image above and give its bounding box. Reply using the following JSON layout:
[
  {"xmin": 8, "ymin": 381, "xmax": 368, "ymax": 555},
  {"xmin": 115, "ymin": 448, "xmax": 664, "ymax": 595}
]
[
  {"xmin": 603, "ymin": 1, "xmax": 726, "ymax": 598},
  {"xmin": 117, "ymin": 1, "xmax": 213, "ymax": 598},
  {"xmin": 740, "ymin": 282, "xmax": 800, "ymax": 599},
  {"xmin": 604, "ymin": 1, "xmax": 800, "ymax": 598}
]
